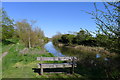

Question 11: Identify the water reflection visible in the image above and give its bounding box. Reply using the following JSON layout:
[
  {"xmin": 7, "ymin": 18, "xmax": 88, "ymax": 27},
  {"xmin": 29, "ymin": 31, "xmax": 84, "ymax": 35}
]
[
  {"xmin": 44, "ymin": 41, "xmax": 108, "ymax": 61},
  {"xmin": 44, "ymin": 41, "xmax": 97, "ymax": 58},
  {"xmin": 44, "ymin": 42, "xmax": 114, "ymax": 78},
  {"xmin": 44, "ymin": 42, "xmax": 64, "ymax": 57},
  {"xmin": 57, "ymin": 46, "xmax": 82, "ymax": 57},
  {"xmin": 96, "ymin": 54, "xmax": 101, "ymax": 58}
]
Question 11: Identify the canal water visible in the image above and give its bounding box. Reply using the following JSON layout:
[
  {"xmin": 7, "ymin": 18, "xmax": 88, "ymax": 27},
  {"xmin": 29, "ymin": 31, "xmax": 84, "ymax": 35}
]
[
  {"xmin": 44, "ymin": 41, "xmax": 93, "ymax": 57},
  {"xmin": 44, "ymin": 41, "xmax": 110, "ymax": 78},
  {"xmin": 44, "ymin": 41, "xmax": 107, "ymax": 60},
  {"xmin": 44, "ymin": 41, "xmax": 96, "ymax": 57},
  {"xmin": 44, "ymin": 41, "xmax": 65, "ymax": 57}
]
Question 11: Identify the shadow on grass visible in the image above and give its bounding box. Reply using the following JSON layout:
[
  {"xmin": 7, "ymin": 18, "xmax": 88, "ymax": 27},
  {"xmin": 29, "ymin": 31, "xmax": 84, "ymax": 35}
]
[
  {"xmin": 32, "ymin": 68, "xmax": 87, "ymax": 80},
  {"xmin": 2, "ymin": 40, "xmax": 15, "ymax": 45},
  {"xmin": 32, "ymin": 68, "xmax": 71, "ymax": 75}
]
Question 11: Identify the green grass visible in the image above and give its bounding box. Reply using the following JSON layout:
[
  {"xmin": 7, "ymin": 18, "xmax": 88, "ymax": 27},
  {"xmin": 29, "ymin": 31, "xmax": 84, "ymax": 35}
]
[
  {"xmin": 2, "ymin": 51, "xmax": 82, "ymax": 78},
  {"xmin": 2, "ymin": 41, "xmax": 82, "ymax": 78},
  {"xmin": 3, "ymin": 61, "xmax": 36, "ymax": 78},
  {"xmin": 35, "ymin": 73, "xmax": 82, "ymax": 79},
  {"xmin": 0, "ymin": 42, "xmax": 2, "ymax": 79},
  {"xmin": 2, "ymin": 51, "xmax": 77, "ymax": 78},
  {"xmin": 3, "ymin": 60, "xmax": 83, "ymax": 78}
]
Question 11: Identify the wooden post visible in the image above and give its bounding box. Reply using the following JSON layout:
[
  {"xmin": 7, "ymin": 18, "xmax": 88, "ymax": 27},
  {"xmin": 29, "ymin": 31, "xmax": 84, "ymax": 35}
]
[
  {"xmin": 71, "ymin": 57, "xmax": 75, "ymax": 74},
  {"xmin": 40, "ymin": 64, "xmax": 43, "ymax": 75}
]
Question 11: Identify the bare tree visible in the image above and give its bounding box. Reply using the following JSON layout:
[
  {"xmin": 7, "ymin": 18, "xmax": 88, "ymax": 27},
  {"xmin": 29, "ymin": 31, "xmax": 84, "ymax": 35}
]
[{"xmin": 15, "ymin": 19, "xmax": 45, "ymax": 48}]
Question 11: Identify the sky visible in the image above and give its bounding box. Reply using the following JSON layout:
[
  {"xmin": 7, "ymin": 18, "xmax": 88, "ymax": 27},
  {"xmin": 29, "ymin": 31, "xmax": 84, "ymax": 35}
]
[
  {"xmin": 2, "ymin": 0, "xmax": 118, "ymax": 2},
  {"xmin": 2, "ymin": 2, "xmax": 107, "ymax": 38}
]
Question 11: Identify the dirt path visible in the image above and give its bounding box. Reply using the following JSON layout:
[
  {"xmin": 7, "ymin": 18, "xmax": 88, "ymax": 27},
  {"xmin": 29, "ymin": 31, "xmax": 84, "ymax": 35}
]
[
  {"xmin": 0, "ymin": 44, "xmax": 15, "ymax": 59},
  {"xmin": 0, "ymin": 52, "xmax": 8, "ymax": 59}
]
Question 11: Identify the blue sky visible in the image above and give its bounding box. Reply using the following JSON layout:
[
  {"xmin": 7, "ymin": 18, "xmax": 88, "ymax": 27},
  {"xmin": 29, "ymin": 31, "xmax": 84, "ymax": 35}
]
[{"xmin": 3, "ymin": 2, "xmax": 106, "ymax": 38}]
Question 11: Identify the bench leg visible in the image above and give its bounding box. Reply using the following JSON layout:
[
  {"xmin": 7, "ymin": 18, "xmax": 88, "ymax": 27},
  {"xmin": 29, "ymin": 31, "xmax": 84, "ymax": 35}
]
[
  {"xmin": 71, "ymin": 67, "xmax": 74, "ymax": 74},
  {"xmin": 41, "ymin": 68, "xmax": 43, "ymax": 75},
  {"xmin": 71, "ymin": 57, "xmax": 75, "ymax": 74},
  {"xmin": 40, "ymin": 64, "xmax": 43, "ymax": 75},
  {"xmin": 70, "ymin": 67, "xmax": 74, "ymax": 74}
]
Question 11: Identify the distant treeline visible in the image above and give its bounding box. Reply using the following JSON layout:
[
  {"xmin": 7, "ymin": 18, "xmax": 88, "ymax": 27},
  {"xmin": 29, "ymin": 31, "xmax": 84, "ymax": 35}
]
[{"xmin": 52, "ymin": 28, "xmax": 119, "ymax": 54}]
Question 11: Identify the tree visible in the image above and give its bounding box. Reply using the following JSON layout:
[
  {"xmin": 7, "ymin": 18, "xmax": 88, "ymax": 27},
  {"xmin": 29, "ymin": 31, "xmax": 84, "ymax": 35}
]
[
  {"xmin": 61, "ymin": 34, "xmax": 75, "ymax": 45},
  {"xmin": 2, "ymin": 9, "xmax": 14, "ymax": 40},
  {"xmin": 75, "ymin": 29, "xmax": 92, "ymax": 45},
  {"xmin": 52, "ymin": 32, "xmax": 62, "ymax": 44},
  {"xmin": 15, "ymin": 20, "xmax": 45, "ymax": 48},
  {"xmin": 87, "ymin": 3, "xmax": 120, "ymax": 78},
  {"xmin": 89, "ymin": 2, "xmax": 120, "ymax": 53},
  {"xmin": 34, "ymin": 27, "xmax": 45, "ymax": 47}
]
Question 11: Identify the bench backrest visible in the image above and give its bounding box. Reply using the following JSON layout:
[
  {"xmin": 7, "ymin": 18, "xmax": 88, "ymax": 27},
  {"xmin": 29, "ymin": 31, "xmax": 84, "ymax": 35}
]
[{"xmin": 37, "ymin": 57, "xmax": 77, "ymax": 61}]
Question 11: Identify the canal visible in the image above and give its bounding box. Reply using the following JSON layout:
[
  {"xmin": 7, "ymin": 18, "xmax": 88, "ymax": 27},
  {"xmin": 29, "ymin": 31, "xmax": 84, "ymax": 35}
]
[
  {"xmin": 44, "ymin": 41, "xmax": 107, "ymax": 60},
  {"xmin": 44, "ymin": 41, "xmax": 65, "ymax": 57}
]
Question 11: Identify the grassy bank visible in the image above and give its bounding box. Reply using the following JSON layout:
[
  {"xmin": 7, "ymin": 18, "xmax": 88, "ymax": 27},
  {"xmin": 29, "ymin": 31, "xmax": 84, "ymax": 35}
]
[
  {"xmin": 2, "ymin": 40, "xmax": 82, "ymax": 79},
  {"xmin": 2, "ymin": 41, "xmax": 53, "ymax": 78},
  {"xmin": 55, "ymin": 42, "xmax": 115, "ymax": 56},
  {"xmin": 0, "ymin": 42, "xmax": 2, "ymax": 79}
]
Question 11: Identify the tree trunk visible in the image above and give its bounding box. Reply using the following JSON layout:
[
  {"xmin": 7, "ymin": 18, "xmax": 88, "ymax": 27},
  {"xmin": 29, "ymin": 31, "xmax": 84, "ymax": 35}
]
[{"xmin": 28, "ymin": 36, "xmax": 31, "ymax": 48}]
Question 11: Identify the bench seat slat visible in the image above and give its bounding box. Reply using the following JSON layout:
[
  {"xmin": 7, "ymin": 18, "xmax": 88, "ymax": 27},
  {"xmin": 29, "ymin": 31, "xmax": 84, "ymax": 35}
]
[
  {"xmin": 37, "ymin": 57, "xmax": 77, "ymax": 61},
  {"xmin": 38, "ymin": 63, "xmax": 77, "ymax": 68}
]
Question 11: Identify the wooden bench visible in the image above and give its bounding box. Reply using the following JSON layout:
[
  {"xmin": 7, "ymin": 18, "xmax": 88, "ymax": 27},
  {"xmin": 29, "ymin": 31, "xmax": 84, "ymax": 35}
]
[{"xmin": 37, "ymin": 57, "xmax": 77, "ymax": 75}]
